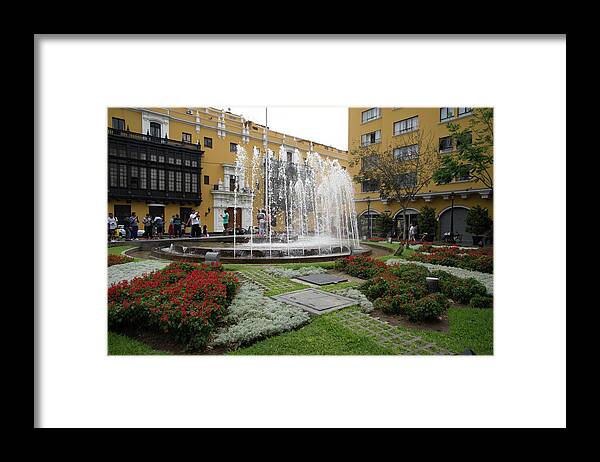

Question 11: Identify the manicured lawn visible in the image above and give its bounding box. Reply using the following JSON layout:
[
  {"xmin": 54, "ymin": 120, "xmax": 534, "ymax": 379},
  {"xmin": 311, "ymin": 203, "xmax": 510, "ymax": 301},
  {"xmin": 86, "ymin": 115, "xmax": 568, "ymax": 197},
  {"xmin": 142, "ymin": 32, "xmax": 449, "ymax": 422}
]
[
  {"xmin": 397, "ymin": 308, "xmax": 494, "ymax": 355},
  {"xmin": 107, "ymin": 245, "xmax": 143, "ymax": 261},
  {"xmin": 108, "ymin": 331, "xmax": 170, "ymax": 355},
  {"xmin": 229, "ymin": 310, "xmax": 393, "ymax": 355}
]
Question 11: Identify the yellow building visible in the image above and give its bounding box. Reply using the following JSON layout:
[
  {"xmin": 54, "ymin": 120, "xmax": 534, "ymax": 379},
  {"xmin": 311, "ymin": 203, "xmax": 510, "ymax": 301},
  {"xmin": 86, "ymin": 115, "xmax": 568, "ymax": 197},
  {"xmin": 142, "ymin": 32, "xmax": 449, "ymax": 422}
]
[
  {"xmin": 107, "ymin": 107, "xmax": 348, "ymax": 234},
  {"xmin": 348, "ymin": 107, "xmax": 493, "ymax": 243}
]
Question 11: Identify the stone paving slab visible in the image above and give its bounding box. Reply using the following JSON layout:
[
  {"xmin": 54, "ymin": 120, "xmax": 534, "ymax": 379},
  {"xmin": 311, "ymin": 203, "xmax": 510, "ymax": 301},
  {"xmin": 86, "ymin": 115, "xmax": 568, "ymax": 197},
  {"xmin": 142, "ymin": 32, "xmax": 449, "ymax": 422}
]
[
  {"xmin": 271, "ymin": 288, "xmax": 359, "ymax": 315},
  {"xmin": 295, "ymin": 273, "xmax": 349, "ymax": 286}
]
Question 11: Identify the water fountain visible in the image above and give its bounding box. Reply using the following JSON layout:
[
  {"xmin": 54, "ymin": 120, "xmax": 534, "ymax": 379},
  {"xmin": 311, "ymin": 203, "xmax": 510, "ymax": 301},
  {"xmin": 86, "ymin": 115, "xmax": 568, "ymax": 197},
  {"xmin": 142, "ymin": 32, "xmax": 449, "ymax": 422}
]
[{"xmin": 152, "ymin": 144, "xmax": 369, "ymax": 263}]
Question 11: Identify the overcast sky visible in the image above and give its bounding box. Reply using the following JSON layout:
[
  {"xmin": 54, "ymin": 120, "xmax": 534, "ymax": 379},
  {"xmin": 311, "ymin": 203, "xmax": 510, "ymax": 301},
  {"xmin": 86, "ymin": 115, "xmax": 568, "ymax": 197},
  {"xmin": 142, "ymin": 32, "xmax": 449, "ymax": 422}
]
[{"xmin": 226, "ymin": 106, "xmax": 349, "ymax": 151}]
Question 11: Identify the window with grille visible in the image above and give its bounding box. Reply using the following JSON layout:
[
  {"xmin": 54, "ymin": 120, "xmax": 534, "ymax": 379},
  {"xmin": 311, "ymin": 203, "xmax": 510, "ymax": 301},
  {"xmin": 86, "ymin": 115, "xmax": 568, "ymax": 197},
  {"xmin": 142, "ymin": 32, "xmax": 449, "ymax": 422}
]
[
  {"xmin": 361, "ymin": 108, "xmax": 380, "ymax": 123},
  {"xmin": 396, "ymin": 172, "xmax": 417, "ymax": 188},
  {"xmin": 184, "ymin": 173, "xmax": 191, "ymax": 192},
  {"xmin": 118, "ymin": 165, "xmax": 127, "ymax": 188},
  {"xmin": 204, "ymin": 137, "xmax": 213, "ymax": 148},
  {"xmin": 175, "ymin": 172, "xmax": 182, "ymax": 191},
  {"xmin": 393, "ymin": 116, "xmax": 419, "ymax": 135},
  {"xmin": 440, "ymin": 108, "xmax": 455, "ymax": 121},
  {"xmin": 457, "ymin": 107, "xmax": 472, "ymax": 116},
  {"xmin": 150, "ymin": 168, "xmax": 157, "ymax": 190},
  {"xmin": 130, "ymin": 166, "xmax": 139, "ymax": 189},
  {"xmin": 439, "ymin": 136, "xmax": 453, "ymax": 153},
  {"xmin": 158, "ymin": 170, "xmax": 165, "ymax": 190},
  {"xmin": 230, "ymin": 142, "xmax": 238, "ymax": 152},
  {"xmin": 109, "ymin": 163, "xmax": 118, "ymax": 187},
  {"xmin": 140, "ymin": 167, "xmax": 147, "ymax": 189},
  {"xmin": 112, "ymin": 117, "xmax": 125, "ymax": 130},
  {"xmin": 361, "ymin": 179, "xmax": 379, "ymax": 192},
  {"xmin": 150, "ymin": 122, "xmax": 161, "ymax": 138},
  {"xmin": 394, "ymin": 144, "xmax": 419, "ymax": 161},
  {"xmin": 361, "ymin": 130, "xmax": 381, "ymax": 146},
  {"xmin": 168, "ymin": 171, "xmax": 175, "ymax": 191},
  {"xmin": 204, "ymin": 175, "xmax": 209, "ymax": 185},
  {"xmin": 191, "ymin": 174, "xmax": 198, "ymax": 193},
  {"xmin": 182, "ymin": 132, "xmax": 192, "ymax": 143}
]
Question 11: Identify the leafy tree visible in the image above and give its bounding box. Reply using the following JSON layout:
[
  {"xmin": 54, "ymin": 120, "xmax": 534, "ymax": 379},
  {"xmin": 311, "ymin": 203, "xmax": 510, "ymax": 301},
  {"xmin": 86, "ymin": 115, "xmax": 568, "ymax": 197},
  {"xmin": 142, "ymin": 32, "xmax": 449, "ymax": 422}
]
[
  {"xmin": 433, "ymin": 108, "xmax": 493, "ymax": 190},
  {"xmin": 377, "ymin": 212, "xmax": 395, "ymax": 236},
  {"xmin": 349, "ymin": 128, "xmax": 440, "ymax": 250},
  {"xmin": 417, "ymin": 205, "xmax": 437, "ymax": 239},
  {"xmin": 465, "ymin": 205, "xmax": 493, "ymax": 235}
]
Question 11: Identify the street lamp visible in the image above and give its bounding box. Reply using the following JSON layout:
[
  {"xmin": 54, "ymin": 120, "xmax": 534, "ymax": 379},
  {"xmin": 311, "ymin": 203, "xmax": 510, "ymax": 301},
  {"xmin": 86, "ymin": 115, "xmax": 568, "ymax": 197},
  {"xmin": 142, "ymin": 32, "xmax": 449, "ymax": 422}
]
[
  {"xmin": 366, "ymin": 197, "xmax": 372, "ymax": 238},
  {"xmin": 450, "ymin": 191, "xmax": 455, "ymax": 244}
]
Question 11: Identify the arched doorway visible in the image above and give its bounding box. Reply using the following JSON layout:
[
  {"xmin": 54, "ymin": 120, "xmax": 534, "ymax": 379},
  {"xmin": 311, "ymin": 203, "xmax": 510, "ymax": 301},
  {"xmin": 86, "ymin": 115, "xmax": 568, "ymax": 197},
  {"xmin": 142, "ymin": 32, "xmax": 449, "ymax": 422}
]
[
  {"xmin": 358, "ymin": 210, "xmax": 380, "ymax": 238},
  {"xmin": 394, "ymin": 208, "xmax": 420, "ymax": 240},
  {"xmin": 438, "ymin": 206, "xmax": 470, "ymax": 243}
]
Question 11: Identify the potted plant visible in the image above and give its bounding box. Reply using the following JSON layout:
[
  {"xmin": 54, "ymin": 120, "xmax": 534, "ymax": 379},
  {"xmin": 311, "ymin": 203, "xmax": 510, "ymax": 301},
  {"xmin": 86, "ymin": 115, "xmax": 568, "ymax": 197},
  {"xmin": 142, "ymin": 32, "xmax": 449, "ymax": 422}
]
[{"xmin": 465, "ymin": 205, "xmax": 493, "ymax": 246}]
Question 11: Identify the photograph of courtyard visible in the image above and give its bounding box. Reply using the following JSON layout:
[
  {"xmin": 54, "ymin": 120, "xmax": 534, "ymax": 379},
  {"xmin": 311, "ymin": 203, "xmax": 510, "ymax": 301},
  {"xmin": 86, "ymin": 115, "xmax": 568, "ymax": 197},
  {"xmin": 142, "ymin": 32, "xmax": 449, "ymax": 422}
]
[{"xmin": 107, "ymin": 106, "xmax": 494, "ymax": 356}]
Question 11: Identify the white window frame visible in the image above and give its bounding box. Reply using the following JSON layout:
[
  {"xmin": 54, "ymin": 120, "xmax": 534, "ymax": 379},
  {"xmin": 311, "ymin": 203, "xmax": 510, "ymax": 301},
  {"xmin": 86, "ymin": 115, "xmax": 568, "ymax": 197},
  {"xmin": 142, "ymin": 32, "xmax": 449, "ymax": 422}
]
[
  {"xmin": 361, "ymin": 107, "xmax": 381, "ymax": 124},
  {"xmin": 393, "ymin": 116, "xmax": 419, "ymax": 136}
]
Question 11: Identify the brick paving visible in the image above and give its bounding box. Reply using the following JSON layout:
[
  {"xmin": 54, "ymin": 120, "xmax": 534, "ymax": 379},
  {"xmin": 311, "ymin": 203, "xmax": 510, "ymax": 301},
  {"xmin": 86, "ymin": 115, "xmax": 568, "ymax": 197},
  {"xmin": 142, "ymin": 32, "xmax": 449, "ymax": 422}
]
[{"xmin": 330, "ymin": 307, "xmax": 452, "ymax": 355}]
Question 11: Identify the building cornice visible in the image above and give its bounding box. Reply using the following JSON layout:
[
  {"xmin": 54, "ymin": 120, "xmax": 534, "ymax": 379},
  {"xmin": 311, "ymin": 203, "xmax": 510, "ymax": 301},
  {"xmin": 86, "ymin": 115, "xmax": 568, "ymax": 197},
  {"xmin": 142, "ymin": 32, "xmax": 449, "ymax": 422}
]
[{"xmin": 354, "ymin": 188, "xmax": 492, "ymax": 203}]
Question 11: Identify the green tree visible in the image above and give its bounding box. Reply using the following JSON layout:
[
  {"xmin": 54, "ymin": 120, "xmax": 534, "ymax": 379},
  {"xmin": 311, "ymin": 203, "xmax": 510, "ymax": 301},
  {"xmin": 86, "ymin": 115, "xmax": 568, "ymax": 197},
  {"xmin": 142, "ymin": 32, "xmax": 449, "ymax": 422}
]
[
  {"xmin": 377, "ymin": 212, "xmax": 395, "ymax": 236},
  {"xmin": 465, "ymin": 205, "xmax": 493, "ymax": 235},
  {"xmin": 417, "ymin": 205, "xmax": 437, "ymax": 239},
  {"xmin": 433, "ymin": 108, "xmax": 493, "ymax": 190},
  {"xmin": 349, "ymin": 128, "xmax": 440, "ymax": 250}
]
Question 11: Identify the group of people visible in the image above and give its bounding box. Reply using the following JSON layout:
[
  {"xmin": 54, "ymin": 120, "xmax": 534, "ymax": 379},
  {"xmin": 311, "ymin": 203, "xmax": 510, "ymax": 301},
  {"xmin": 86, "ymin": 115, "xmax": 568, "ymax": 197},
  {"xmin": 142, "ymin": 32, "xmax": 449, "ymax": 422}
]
[{"xmin": 108, "ymin": 210, "xmax": 213, "ymax": 242}]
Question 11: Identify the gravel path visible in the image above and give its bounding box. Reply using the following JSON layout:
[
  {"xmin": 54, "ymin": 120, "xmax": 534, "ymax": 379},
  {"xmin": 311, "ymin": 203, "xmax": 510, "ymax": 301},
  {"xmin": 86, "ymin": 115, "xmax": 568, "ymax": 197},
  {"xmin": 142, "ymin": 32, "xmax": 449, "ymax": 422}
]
[
  {"xmin": 108, "ymin": 260, "xmax": 170, "ymax": 287},
  {"xmin": 386, "ymin": 258, "xmax": 493, "ymax": 295}
]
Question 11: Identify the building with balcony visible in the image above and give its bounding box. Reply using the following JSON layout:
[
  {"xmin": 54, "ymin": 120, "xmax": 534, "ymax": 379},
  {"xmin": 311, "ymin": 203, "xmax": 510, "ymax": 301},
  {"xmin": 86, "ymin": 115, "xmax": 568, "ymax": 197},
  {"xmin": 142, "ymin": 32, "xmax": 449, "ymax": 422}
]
[
  {"xmin": 348, "ymin": 107, "xmax": 493, "ymax": 243},
  {"xmin": 107, "ymin": 107, "xmax": 348, "ymax": 233}
]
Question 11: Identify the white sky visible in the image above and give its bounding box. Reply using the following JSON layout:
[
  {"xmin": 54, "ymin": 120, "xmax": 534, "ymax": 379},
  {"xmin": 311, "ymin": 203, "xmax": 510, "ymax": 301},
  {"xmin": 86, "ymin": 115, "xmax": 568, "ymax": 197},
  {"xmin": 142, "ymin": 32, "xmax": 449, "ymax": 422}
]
[{"xmin": 226, "ymin": 106, "xmax": 349, "ymax": 151}]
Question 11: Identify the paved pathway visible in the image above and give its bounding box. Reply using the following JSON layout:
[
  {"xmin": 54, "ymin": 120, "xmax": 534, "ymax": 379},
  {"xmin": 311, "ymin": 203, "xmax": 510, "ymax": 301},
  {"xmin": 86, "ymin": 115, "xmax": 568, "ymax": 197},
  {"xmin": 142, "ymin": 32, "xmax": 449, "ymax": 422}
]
[
  {"xmin": 386, "ymin": 258, "xmax": 493, "ymax": 294},
  {"xmin": 330, "ymin": 307, "xmax": 453, "ymax": 355},
  {"xmin": 108, "ymin": 260, "xmax": 170, "ymax": 287}
]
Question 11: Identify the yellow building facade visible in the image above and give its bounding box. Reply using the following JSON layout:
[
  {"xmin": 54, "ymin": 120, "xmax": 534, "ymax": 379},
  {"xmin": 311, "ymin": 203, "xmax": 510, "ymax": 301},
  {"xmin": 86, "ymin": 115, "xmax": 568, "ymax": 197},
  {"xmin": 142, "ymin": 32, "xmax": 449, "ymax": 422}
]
[
  {"xmin": 107, "ymin": 107, "xmax": 348, "ymax": 234},
  {"xmin": 348, "ymin": 107, "xmax": 493, "ymax": 243}
]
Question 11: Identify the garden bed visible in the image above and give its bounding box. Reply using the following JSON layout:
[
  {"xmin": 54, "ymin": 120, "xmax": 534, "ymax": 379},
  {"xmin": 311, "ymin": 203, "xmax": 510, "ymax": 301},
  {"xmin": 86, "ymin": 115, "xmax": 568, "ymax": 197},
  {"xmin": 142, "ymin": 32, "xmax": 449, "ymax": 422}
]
[{"xmin": 108, "ymin": 261, "xmax": 239, "ymax": 352}]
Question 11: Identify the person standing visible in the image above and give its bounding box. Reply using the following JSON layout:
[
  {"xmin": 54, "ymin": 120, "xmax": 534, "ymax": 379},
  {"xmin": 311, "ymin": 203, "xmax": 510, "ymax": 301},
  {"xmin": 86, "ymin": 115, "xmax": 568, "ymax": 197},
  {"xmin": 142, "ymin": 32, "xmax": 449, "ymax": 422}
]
[
  {"xmin": 153, "ymin": 214, "xmax": 164, "ymax": 239},
  {"xmin": 408, "ymin": 223, "xmax": 417, "ymax": 241},
  {"xmin": 142, "ymin": 214, "xmax": 151, "ymax": 239},
  {"xmin": 129, "ymin": 212, "xmax": 139, "ymax": 240},
  {"xmin": 187, "ymin": 210, "xmax": 200, "ymax": 237},
  {"xmin": 203, "ymin": 224, "xmax": 208, "ymax": 237},
  {"xmin": 221, "ymin": 210, "xmax": 230, "ymax": 235},
  {"xmin": 168, "ymin": 216, "xmax": 174, "ymax": 238},
  {"xmin": 257, "ymin": 209, "xmax": 266, "ymax": 237},
  {"xmin": 107, "ymin": 213, "xmax": 118, "ymax": 242},
  {"xmin": 172, "ymin": 214, "xmax": 182, "ymax": 238}
]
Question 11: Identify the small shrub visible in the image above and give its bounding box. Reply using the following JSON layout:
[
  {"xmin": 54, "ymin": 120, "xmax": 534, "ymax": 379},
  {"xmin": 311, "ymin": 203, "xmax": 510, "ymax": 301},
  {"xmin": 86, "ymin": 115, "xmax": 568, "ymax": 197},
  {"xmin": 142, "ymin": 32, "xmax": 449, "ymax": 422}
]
[
  {"xmin": 387, "ymin": 263, "xmax": 430, "ymax": 285},
  {"xmin": 375, "ymin": 293, "xmax": 417, "ymax": 315},
  {"xmin": 108, "ymin": 254, "xmax": 134, "ymax": 267},
  {"xmin": 406, "ymin": 293, "xmax": 450, "ymax": 322},
  {"xmin": 431, "ymin": 271, "xmax": 487, "ymax": 304},
  {"xmin": 469, "ymin": 294, "xmax": 493, "ymax": 309}
]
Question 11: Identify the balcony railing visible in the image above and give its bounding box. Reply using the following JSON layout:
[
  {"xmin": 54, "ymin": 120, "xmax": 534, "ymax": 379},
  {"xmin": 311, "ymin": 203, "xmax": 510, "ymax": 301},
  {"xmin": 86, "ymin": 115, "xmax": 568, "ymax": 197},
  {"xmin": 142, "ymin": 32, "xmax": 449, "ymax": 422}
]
[{"xmin": 108, "ymin": 127, "xmax": 202, "ymax": 151}]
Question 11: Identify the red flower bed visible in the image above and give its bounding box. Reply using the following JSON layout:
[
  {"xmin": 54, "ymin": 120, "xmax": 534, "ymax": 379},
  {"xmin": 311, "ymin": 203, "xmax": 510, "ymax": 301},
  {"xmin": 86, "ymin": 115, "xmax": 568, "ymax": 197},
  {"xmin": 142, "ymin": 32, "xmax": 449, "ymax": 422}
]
[
  {"xmin": 407, "ymin": 245, "xmax": 493, "ymax": 273},
  {"xmin": 366, "ymin": 237, "xmax": 386, "ymax": 242},
  {"xmin": 108, "ymin": 254, "xmax": 134, "ymax": 267},
  {"xmin": 108, "ymin": 261, "xmax": 239, "ymax": 351},
  {"xmin": 334, "ymin": 255, "xmax": 387, "ymax": 279}
]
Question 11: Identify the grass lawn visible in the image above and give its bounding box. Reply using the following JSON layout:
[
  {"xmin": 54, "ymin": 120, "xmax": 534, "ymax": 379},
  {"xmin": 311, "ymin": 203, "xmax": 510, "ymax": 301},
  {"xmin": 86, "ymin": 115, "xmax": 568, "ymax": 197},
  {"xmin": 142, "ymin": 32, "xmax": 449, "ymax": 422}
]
[
  {"xmin": 107, "ymin": 244, "xmax": 143, "ymax": 261},
  {"xmin": 229, "ymin": 310, "xmax": 393, "ymax": 355},
  {"xmin": 108, "ymin": 331, "xmax": 170, "ymax": 355},
  {"xmin": 397, "ymin": 308, "xmax": 494, "ymax": 355}
]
